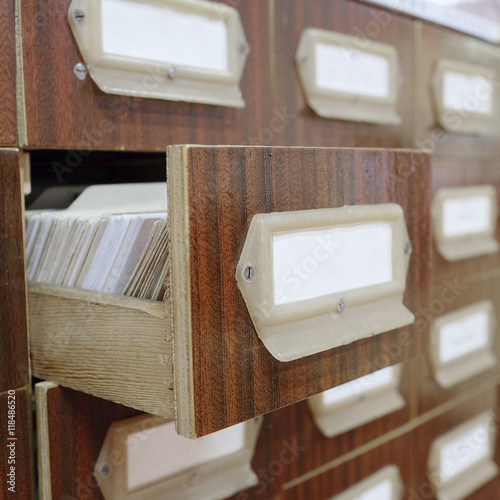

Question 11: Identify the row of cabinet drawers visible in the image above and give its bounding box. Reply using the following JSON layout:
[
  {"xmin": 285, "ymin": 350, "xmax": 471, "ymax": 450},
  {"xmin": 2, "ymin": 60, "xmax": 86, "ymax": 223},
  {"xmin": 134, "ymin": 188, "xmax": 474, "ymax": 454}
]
[{"xmin": 1, "ymin": 0, "xmax": 500, "ymax": 159}]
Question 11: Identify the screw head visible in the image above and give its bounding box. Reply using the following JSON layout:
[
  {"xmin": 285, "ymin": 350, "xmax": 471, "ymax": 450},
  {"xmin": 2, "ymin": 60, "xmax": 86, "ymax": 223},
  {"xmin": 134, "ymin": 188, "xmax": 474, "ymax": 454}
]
[
  {"xmin": 243, "ymin": 266, "xmax": 255, "ymax": 282},
  {"xmin": 100, "ymin": 464, "xmax": 110, "ymax": 477},
  {"xmin": 167, "ymin": 67, "xmax": 177, "ymax": 80},
  {"xmin": 404, "ymin": 242, "xmax": 412, "ymax": 254},
  {"xmin": 188, "ymin": 473, "xmax": 198, "ymax": 485},
  {"xmin": 337, "ymin": 299, "xmax": 345, "ymax": 313},
  {"xmin": 74, "ymin": 9, "xmax": 85, "ymax": 22},
  {"xmin": 74, "ymin": 63, "xmax": 87, "ymax": 80}
]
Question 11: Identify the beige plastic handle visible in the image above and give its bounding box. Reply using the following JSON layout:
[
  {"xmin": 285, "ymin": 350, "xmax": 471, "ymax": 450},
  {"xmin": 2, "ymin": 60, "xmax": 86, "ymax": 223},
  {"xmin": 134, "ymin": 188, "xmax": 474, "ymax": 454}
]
[{"xmin": 236, "ymin": 204, "xmax": 414, "ymax": 362}]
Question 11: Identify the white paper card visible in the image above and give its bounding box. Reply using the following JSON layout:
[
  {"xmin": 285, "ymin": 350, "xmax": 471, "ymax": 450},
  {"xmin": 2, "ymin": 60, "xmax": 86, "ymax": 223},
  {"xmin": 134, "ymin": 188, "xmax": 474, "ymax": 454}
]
[
  {"xmin": 315, "ymin": 43, "xmax": 390, "ymax": 98},
  {"xmin": 355, "ymin": 479, "xmax": 393, "ymax": 500},
  {"xmin": 439, "ymin": 311, "xmax": 490, "ymax": 364},
  {"xmin": 273, "ymin": 223, "xmax": 393, "ymax": 305},
  {"xmin": 127, "ymin": 421, "xmax": 246, "ymax": 492},
  {"xmin": 442, "ymin": 196, "xmax": 491, "ymax": 238},
  {"xmin": 439, "ymin": 423, "xmax": 490, "ymax": 482},
  {"xmin": 361, "ymin": 0, "xmax": 500, "ymax": 43},
  {"xmin": 443, "ymin": 72, "xmax": 493, "ymax": 115},
  {"xmin": 322, "ymin": 366, "xmax": 394, "ymax": 407},
  {"xmin": 101, "ymin": 0, "xmax": 228, "ymax": 71}
]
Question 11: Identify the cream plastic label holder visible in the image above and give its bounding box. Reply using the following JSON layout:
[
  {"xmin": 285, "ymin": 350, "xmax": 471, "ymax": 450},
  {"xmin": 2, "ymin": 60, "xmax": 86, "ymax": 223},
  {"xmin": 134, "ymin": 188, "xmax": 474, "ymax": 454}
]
[
  {"xmin": 236, "ymin": 204, "xmax": 414, "ymax": 362},
  {"xmin": 430, "ymin": 301, "xmax": 497, "ymax": 388},
  {"xmin": 67, "ymin": 0, "xmax": 249, "ymax": 107},
  {"xmin": 295, "ymin": 28, "xmax": 402, "ymax": 125},
  {"xmin": 432, "ymin": 60, "xmax": 498, "ymax": 135},
  {"xmin": 428, "ymin": 411, "xmax": 498, "ymax": 500},
  {"xmin": 329, "ymin": 465, "xmax": 403, "ymax": 500},
  {"xmin": 94, "ymin": 414, "xmax": 262, "ymax": 500},
  {"xmin": 432, "ymin": 185, "xmax": 499, "ymax": 261},
  {"xmin": 308, "ymin": 365, "xmax": 405, "ymax": 438}
]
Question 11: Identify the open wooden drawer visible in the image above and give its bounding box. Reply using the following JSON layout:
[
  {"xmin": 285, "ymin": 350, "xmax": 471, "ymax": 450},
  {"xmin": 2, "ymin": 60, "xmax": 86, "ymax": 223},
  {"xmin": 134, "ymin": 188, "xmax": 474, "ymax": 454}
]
[{"xmin": 29, "ymin": 145, "xmax": 431, "ymax": 438}]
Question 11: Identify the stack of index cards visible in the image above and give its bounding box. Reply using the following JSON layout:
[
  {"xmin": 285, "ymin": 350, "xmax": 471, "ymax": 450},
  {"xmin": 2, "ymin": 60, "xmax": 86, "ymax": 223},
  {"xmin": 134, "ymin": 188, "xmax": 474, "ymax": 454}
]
[{"xmin": 25, "ymin": 183, "xmax": 169, "ymax": 301}]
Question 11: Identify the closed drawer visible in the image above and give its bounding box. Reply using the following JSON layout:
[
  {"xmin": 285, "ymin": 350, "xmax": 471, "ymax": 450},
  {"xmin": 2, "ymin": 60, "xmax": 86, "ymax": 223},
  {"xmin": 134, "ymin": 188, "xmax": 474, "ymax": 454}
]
[
  {"xmin": 414, "ymin": 385, "xmax": 499, "ymax": 500},
  {"xmin": 416, "ymin": 277, "xmax": 500, "ymax": 415},
  {"xmin": 28, "ymin": 145, "xmax": 431, "ymax": 438},
  {"xmin": 431, "ymin": 159, "xmax": 500, "ymax": 283},
  {"xmin": 416, "ymin": 23, "xmax": 500, "ymax": 162},
  {"xmin": 274, "ymin": 0, "xmax": 415, "ymax": 149},
  {"xmin": 19, "ymin": 0, "xmax": 272, "ymax": 151}
]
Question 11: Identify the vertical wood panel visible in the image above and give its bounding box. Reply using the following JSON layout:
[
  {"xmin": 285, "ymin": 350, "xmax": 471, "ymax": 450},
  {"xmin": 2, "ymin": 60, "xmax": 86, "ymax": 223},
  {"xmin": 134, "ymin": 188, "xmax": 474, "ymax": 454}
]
[
  {"xmin": 0, "ymin": 388, "xmax": 34, "ymax": 500},
  {"xmin": 0, "ymin": 149, "xmax": 29, "ymax": 392},
  {"xmin": 36, "ymin": 383, "xmax": 139, "ymax": 500},
  {"xmin": 0, "ymin": 0, "xmax": 17, "ymax": 146}
]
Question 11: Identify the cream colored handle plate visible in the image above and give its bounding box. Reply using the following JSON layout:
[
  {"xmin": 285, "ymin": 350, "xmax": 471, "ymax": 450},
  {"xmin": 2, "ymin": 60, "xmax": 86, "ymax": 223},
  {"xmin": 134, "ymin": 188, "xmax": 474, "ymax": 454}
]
[
  {"xmin": 236, "ymin": 204, "xmax": 414, "ymax": 362},
  {"xmin": 68, "ymin": 0, "xmax": 249, "ymax": 107},
  {"xmin": 95, "ymin": 415, "xmax": 262, "ymax": 500}
]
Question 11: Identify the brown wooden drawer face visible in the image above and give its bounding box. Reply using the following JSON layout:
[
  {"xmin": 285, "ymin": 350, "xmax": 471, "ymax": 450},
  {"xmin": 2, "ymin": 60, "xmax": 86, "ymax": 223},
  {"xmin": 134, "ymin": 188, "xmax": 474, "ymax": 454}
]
[
  {"xmin": 430, "ymin": 160, "xmax": 500, "ymax": 284},
  {"xmin": 416, "ymin": 277, "xmax": 500, "ymax": 415},
  {"xmin": 0, "ymin": 149, "xmax": 29, "ymax": 392},
  {"xmin": 414, "ymin": 386, "xmax": 499, "ymax": 500},
  {"xmin": 19, "ymin": 0, "xmax": 272, "ymax": 151},
  {"xmin": 29, "ymin": 146, "xmax": 431, "ymax": 438},
  {"xmin": 416, "ymin": 23, "xmax": 500, "ymax": 162},
  {"xmin": 274, "ymin": 0, "xmax": 415, "ymax": 149},
  {"xmin": 0, "ymin": 0, "xmax": 17, "ymax": 146}
]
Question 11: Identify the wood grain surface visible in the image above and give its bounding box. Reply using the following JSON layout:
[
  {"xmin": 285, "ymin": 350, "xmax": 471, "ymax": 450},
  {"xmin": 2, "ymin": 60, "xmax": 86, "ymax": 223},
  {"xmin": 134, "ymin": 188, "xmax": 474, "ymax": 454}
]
[
  {"xmin": 20, "ymin": 0, "xmax": 272, "ymax": 151},
  {"xmin": 274, "ymin": 0, "xmax": 416, "ymax": 149},
  {"xmin": 431, "ymin": 159, "xmax": 500, "ymax": 285},
  {"xmin": 0, "ymin": 387, "xmax": 34, "ymax": 500},
  {"xmin": 36, "ymin": 383, "xmax": 139, "ymax": 500},
  {"xmin": 0, "ymin": 149, "xmax": 29, "ymax": 392},
  {"xmin": 415, "ymin": 22, "xmax": 500, "ymax": 162},
  {"xmin": 0, "ymin": 0, "xmax": 17, "ymax": 146},
  {"xmin": 171, "ymin": 145, "xmax": 431, "ymax": 437}
]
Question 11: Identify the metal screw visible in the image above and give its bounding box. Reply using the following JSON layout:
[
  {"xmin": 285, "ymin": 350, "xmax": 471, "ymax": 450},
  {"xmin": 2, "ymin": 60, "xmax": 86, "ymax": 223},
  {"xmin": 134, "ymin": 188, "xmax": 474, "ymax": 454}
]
[
  {"xmin": 74, "ymin": 63, "xmax": 87, "ymax": 80},
  {"xmin": 167, "ymin": 67, "xmax": 177, "ymax": 80},
  {"xmin": 74, "ymin": 9, "xmax": 85, "ymax": 22},
  {"xmin": 337, "ymin": 299, "xmax": 345, "ymax": 313},
  {"xmin": 243, "ymin": 266, "xmax": 255, "ymax": 282},
  {"xmin": 100, "ymin": 464, "xmax": 110, "ymax": 477},
  {"xmin": 189, "ymin": 473, "xmax": 198, "ymax": 485},
  {"xmin": 239, "ymin": 42, "xmax": 249, "ymax": 54},
  {"xmin": 300, "ymin": 56, "xmax": 308, "ymax": 65},
  {"xmin": 404, "ymin": 242, "xmax": 412, "ymax": 254}
]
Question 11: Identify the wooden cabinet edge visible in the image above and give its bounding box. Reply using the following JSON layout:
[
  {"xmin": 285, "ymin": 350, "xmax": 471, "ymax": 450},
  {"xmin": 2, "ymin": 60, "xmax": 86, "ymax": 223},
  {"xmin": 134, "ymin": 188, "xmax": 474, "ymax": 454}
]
[{"xmin": 28, "ymin": 284, "xmax": 175, "ymax": 420}]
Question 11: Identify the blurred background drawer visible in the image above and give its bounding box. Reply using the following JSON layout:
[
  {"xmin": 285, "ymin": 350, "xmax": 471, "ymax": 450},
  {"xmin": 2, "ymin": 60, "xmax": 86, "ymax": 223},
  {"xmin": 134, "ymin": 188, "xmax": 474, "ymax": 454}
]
[{"xmin": 274, "ymin": 0, "xmax": 415, "ymax": 149}]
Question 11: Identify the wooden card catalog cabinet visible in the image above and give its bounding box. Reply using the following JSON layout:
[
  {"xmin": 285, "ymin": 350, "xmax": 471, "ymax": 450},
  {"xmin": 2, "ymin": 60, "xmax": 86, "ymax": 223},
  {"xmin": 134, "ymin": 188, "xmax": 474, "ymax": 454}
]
[
  {"xmin": 430, "ymin": 301, "xmax": 497, "ymax": 388},
  {"xmin": 432, "ymin": 60, "xmax": 497, "ymax": 135},
  {"xmin": 308, "ymin": 365, "xmax": 405, "ymax": 438},
  {"xmin": 428, "ymin": 411, "xmax": 498, "ymax": 500},
  {"xmin": 236, "ymin": 205, "xmax": 413, "ymax": 361},
  {"xmin": 432, "ymin": 185, "xmax": 499, "ymax": 261},
  {"xmin": 295, "ymin": 29, "xmax": 402, "ymax": 124},
  {"xmin": 67, "ymin": 0, "xmax": 249, "ymax": 106},
  {"xmin": 29, "ymin": 146, "xmax": 431, "ymax": 438},
  {"xmin": 330, "ymin": 465, "xmax": 403, "ymax": 500},
  {"xmin": 95, "ymin": 415, "xmax": 261, "ymax": 500}
]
